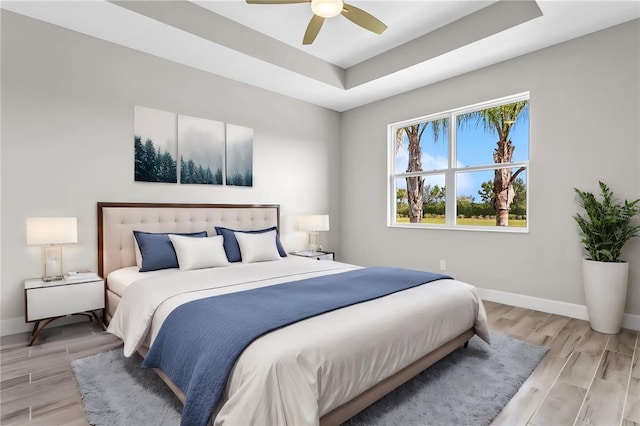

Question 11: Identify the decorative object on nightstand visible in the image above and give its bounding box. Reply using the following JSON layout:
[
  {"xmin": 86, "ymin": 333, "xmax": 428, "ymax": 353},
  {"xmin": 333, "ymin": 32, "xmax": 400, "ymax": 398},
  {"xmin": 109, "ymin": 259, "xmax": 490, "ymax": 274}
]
[
  {"xmin": 64, "ymin": 270, "xmax": 99, "ymax": 282},
  {"xmin": 299, "ymin": 214, "xmax": 330, "ymax": 253},
  {"xmin": 26, "ymin": 217, "xmax": 78, "ymax": 282},
  {"xmin": 24, "ymin": 275, "xmax": 105, "ymax": 346},
  {"xmin": 292, "ymin": 250, "xmax": 335, "ymax": 261}
]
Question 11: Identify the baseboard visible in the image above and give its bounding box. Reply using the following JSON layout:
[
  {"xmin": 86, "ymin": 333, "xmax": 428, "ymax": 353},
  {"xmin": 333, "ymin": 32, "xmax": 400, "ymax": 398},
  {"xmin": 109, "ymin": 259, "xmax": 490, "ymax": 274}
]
[
  {"xmin": 1, "ymin": 317, "xmax": 33, "ymax": 337},
  {"xmin": 1, "ymin": 315, "xmax": 88, "ymax": 337},
  {"xmin": 477, "ymin": 288, "xmax": 640, "ymax": 332}
]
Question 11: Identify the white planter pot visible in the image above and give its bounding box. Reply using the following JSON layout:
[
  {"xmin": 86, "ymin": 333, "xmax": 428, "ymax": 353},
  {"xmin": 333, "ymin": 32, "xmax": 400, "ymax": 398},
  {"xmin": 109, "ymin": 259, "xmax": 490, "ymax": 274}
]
[{"xmin": 582, "ymin": 259, "xmax": 629, "ymax": 334}]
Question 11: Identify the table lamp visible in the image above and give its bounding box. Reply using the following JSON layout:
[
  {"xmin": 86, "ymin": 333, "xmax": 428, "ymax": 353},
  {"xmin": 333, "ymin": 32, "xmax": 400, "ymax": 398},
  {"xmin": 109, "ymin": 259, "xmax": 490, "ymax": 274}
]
[
  {"xmin": 27, "ymin": 217, "xmax": 78, "ymax": 281},
  {"xmin": 299, "ymin": 214, "xmax": 329, "ymax": 253}
]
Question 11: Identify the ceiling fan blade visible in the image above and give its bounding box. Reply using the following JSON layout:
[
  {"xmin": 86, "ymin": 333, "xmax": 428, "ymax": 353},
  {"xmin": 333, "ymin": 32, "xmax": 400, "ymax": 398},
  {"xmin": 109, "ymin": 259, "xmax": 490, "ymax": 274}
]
[
  {"xmin": 303, "ymin": 15, "xmax": 324, "ymax": 45},
  {"xmin": 341, "ymin": 3, "xmax": 387, "ymax": 34},
  {"xmin": 245, "ymin": 0, "xmax": 309, "ymax": 4}
]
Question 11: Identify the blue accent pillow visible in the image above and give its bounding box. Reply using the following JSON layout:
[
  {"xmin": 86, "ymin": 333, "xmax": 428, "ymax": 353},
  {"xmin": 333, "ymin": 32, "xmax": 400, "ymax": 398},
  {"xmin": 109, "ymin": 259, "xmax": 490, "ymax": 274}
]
[
  {"xmin": 133, "ymin": 230, "xmax": 208, "ymax": 272},
  {"xmin": 214, "ymin": 226, "xmax": 287, "ymax": 262}
]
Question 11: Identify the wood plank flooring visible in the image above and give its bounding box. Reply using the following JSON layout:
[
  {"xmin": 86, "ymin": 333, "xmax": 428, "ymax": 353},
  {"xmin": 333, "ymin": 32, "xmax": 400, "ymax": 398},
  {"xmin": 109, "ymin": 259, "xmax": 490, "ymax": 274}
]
[
  {"xmin": 485, "ymin": 301, "xmax": 640, "ymax": 426},
  {"xmin": 1, "ymin": 302, "xmax": 638, "ymax": 425},
  {"xmin": 0, "ymin": 320, "xmax": 122, "ymax": 425}
]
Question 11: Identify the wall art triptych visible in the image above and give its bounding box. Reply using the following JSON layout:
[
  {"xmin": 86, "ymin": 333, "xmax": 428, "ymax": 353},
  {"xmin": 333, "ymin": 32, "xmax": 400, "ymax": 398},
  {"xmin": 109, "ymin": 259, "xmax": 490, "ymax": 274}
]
[{"xmin": 133, "ymin": 106, "xmax": 253, "ymax": 187}]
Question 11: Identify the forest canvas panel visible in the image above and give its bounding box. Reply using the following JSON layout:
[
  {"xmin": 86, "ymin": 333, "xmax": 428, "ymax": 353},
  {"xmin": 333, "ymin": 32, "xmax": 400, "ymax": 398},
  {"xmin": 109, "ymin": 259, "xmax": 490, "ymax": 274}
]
[
  {"xmin": 226, "ymin": 124, "xmax": 253, "ymax": 187},
  {"xmin": 134, "ymin": 106, "xmax": 178, "ymax": 183},
  {"xmin": 178, "ymin": 115, "xmax": 224, "ymax": 185},
  {"xmin": 133, "ymin": 107, "xmax": 253, "ymax": 187}
]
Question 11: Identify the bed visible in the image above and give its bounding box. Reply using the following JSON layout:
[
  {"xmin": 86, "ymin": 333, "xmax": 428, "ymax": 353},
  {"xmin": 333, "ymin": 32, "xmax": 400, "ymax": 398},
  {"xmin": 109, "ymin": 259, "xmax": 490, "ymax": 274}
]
[{"xmin": 98, "ymin": 202, "xmax": 489, "ymax": 426}]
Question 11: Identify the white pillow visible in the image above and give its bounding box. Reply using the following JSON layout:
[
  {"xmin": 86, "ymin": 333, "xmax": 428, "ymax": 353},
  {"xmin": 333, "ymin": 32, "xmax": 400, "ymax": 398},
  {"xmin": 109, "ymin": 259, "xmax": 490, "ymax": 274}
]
[
  {"xmin": 168, "ymin": 234, "xmax": 229, "ymax": 271},
  {"xmin": 235, "ymin": 230, "xmax": 282, "ymax": 263}
]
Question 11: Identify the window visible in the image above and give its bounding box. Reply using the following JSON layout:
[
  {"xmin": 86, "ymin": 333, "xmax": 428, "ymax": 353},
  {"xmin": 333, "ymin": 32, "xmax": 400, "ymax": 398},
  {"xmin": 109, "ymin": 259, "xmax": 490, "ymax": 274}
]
[{"xmin": 389, "ymin": 93, "xmax": 529, "ymax": 231}]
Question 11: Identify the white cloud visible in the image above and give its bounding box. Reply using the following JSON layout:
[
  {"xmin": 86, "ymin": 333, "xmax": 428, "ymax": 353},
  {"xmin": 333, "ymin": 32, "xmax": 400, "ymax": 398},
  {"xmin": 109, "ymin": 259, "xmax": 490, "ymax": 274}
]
[
  {"xmin": 423, "ymin": 152, "xmax": 447, "ymax": 171},
  {"xmin": 456, "ymin": 172, "xmax": 476, "ymax": 198}
]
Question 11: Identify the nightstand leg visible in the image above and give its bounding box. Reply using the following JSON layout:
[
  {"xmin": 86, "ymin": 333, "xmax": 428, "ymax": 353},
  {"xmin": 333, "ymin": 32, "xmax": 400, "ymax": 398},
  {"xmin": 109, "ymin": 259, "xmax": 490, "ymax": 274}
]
[
  {"xmin": 89, "ymin": 311, "xmax": 105, "ymax": 330},
  {"xmin": 28, "ymin": 317, "xmax": 61, "ymax": 346},
  {"xmin": 74, "ymin": 312, "xmax": 94, "ymax": 321},
  {"xmin": 27, "ymin": 311, "xmax": 101, "ymax": 346},
  {"xmin": 30, "ymin": 321, "xmax": 40, "ymax": 337}
]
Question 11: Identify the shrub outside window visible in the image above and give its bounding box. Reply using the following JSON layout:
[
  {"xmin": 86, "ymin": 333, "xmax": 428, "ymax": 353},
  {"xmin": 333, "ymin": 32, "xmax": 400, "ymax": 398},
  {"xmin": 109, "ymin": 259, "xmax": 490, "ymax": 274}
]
[{"xmin": 389, "ymin": 93, "xmax": 529, "ymax": 231}]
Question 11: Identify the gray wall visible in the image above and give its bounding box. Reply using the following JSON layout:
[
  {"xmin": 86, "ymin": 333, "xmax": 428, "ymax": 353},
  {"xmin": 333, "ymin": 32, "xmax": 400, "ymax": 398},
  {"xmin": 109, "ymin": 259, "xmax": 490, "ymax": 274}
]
[
  {"xmin": 2, "ymin": 10, "xmax": 639, "ymax": 335},
  {"xmin": 340, "ymin": 20, "xmax": 640, "ymax": 316},
  {"xmin": 0, "ymin": 11, "xmax": 341, "ymax": 334}
]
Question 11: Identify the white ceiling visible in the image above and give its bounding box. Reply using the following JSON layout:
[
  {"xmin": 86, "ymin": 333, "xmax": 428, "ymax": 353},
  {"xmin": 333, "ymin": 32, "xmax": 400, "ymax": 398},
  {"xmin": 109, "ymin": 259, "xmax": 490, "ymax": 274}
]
[
  {"xmin": 2, "ymin": 1, "xmax": 639, "ymax": 112},
  {"xmin": 195, "ymin": 1, "xmax": 498, "ymax": 68}
]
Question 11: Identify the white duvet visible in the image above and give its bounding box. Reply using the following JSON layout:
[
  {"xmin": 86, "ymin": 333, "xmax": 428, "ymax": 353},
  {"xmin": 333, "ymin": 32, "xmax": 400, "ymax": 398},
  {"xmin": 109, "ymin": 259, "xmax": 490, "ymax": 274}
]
[{"xmin": 107, "ymin": 257, "xmax": 490, "ymax": 425}]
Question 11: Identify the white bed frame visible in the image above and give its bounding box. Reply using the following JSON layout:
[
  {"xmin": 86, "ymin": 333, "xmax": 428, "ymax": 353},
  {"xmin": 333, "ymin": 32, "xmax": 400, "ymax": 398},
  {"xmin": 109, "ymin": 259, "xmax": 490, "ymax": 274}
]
[{"xmin": 97, "ymin": 202, "xmax": 474, "ymax": 426}]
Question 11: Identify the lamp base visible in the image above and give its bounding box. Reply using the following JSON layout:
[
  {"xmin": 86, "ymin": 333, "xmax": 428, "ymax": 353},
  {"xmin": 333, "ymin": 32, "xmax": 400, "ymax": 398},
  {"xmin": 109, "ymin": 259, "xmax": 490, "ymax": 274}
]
[
  {"xmin": 308, "ymin": 231, "xmax": 320, "ymax": 254},
  {"xmin": 42, "ymin": 275, "xmax": 64, "ymax": 282},
  {"xmin": 43, "ymin": 246, "xmax": 63, "ymax": 282}
]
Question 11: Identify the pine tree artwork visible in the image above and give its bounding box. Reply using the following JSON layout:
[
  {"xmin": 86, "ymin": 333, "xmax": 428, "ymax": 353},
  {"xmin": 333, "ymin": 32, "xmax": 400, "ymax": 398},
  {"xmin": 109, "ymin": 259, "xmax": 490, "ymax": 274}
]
[
  {"xmin": 226, "ymin": 124, "xmax": 253, "ymax": 187},
  {"xmin": 177, "ymin": 115, "xmax": 224, "ymax": 185},
  {"xmin": 133, "ymin": 106, "xmax": 178, "ymax": 183}
]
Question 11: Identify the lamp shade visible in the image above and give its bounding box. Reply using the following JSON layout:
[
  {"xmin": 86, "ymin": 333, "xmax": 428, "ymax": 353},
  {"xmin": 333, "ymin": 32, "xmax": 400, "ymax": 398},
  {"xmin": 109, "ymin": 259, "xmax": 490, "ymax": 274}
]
[
  {"xmin": 299, "ymin": 215, "xmax": 330, "ymax": 232},
  {"xmin": 26, "ymin": 217, "xmax": 78, "ymax": 245}
]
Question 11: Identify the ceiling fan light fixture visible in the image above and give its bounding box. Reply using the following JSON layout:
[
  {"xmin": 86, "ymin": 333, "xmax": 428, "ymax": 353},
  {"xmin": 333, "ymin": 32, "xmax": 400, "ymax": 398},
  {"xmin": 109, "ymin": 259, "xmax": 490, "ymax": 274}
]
[{"xmin": 311, "ymin": 0, "xmax": 343, "ymax": 18}]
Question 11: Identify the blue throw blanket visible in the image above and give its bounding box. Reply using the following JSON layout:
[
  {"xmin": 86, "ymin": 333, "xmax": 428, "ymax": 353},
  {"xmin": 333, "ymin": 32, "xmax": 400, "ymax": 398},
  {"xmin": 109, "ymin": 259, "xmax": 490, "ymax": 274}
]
[{"xmin": 142, "ymin": 266, "xmax": 451, "ymax": 426}]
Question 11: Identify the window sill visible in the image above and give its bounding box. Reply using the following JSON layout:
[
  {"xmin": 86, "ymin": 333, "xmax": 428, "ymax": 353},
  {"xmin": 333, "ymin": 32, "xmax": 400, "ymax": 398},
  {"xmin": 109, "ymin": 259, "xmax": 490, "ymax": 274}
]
[{"xmin": 389, "ymin": 223, "xmax": 529, "ymax": 233}]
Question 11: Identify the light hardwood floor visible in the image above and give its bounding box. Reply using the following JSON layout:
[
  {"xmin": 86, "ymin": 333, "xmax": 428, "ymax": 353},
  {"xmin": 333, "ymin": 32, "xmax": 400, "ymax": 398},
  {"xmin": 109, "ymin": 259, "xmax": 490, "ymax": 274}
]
[{"xmin": 1, "ymin": 302, "xmax": 638, "ymax": 425}]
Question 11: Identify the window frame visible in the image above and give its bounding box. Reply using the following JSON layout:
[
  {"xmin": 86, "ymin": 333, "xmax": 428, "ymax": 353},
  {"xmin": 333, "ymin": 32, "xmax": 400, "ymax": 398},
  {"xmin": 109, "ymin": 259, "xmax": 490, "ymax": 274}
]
[{"xmin": 388, "ymin": 92, "xmax": 530, "ymax": 233}]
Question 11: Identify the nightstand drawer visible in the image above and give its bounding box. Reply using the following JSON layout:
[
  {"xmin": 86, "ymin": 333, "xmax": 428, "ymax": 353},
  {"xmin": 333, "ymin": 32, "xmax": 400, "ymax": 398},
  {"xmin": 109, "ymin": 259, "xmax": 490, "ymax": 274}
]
[{"xmin": 26, "ymin": 280, "xmax": 104, "ymax": 322}]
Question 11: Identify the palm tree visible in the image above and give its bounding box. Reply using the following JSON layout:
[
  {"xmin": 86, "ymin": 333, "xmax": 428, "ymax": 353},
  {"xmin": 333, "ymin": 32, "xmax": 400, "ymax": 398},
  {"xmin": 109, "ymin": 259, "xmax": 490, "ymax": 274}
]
[
  {"xmin": 396, "ymin": 120, "xmax": 447, "ymax": 223},
  {"xmin": 458, "ymin": 100, "xmax": 529, "ymax": 226},
  {"xmin": 396, "ymin": 188, "xmax": 408, "ymax": 207},
  {"xmin": 396, "ymin": 125, "xmax": 425, "ymax": 223}
]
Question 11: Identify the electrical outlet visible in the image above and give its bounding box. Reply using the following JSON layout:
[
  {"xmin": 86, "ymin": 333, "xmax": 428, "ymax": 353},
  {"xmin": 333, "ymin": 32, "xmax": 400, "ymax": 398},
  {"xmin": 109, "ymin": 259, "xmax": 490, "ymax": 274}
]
[{"xmin": 439, "ymin": 260, "xmax": 446, "ymax": 271}]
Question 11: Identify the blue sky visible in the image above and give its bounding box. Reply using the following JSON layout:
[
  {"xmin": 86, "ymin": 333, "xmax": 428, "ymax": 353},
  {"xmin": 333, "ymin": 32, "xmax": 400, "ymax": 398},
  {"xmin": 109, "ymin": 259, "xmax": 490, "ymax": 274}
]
[{"xmin": 395, "ymin": 112, "xmax": 529, "ymax": 201}]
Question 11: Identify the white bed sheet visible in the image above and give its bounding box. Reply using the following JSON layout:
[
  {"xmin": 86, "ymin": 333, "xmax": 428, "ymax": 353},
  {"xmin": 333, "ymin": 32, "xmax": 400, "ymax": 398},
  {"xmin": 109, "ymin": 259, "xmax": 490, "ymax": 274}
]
[
  {"xmin": 107, "ymin": 257, "xmax": 489, "ymax": 425},
  {"xmin": 106, "ymin": 266, "xmax": 173, "ymax": 297}
]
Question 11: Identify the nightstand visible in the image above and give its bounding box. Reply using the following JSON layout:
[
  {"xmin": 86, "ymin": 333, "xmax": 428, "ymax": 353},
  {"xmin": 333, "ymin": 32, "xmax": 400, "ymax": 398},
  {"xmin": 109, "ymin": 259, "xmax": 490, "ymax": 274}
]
[
  {"xmin": 292, "ymin": 250, "xmax": 335, "ymax": 261},
  {"xmin": 24, "ymin": 276, "xmax": 105, "ymax": 346}
]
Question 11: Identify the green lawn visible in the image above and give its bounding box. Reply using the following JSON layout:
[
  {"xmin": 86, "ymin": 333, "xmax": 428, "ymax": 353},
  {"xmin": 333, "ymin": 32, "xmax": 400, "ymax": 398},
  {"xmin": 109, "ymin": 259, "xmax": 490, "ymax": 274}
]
[{"xmin": 396, "ymin": 217, "xmax": 527, "ymax": 227}]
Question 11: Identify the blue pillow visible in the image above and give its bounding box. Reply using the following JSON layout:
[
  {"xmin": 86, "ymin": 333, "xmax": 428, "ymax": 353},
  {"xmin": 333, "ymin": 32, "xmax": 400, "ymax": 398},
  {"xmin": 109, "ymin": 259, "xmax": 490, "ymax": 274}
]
[
  {"xmin": 214, "ymin": 226, "xmax": 287, "ymax": 262},
  {"xmin": 133, "ymin": 230, "xmax": 208, "ymax": 272}
]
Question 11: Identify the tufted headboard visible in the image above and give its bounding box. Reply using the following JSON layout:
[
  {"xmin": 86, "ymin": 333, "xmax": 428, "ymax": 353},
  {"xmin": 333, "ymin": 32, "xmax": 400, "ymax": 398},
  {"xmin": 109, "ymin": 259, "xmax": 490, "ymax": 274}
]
[{"xmin": 97, "ymin": 202, "xmax": 280, "ymax": 279}]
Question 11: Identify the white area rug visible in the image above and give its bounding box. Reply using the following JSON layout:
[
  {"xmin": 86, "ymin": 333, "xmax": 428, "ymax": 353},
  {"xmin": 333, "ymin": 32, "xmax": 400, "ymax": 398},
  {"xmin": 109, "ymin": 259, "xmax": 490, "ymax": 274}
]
[{"xmin": 71, "ymin": 332, "xmax": 547, "ymax": 426}]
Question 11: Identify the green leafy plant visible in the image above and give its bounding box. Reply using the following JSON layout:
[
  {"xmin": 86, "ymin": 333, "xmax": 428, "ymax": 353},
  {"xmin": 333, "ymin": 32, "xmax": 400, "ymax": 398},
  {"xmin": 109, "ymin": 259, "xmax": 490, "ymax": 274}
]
[{"xmin": 574, "ymin": 182, "xmax": 640, "ymax": 262}]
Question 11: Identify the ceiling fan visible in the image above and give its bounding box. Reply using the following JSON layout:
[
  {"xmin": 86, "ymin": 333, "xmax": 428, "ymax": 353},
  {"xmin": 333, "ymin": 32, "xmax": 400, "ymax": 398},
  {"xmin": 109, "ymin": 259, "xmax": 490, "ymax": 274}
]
[{"xmin": 245, "ymin": 0, "xmax": 387, "ymax": 45}]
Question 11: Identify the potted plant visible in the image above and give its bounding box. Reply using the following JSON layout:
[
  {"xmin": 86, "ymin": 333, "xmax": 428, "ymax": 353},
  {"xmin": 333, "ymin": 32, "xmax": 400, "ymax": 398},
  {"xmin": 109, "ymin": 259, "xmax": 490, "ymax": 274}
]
[{"xmin": 574, "ymin": 181, "xmax": 640, "ymax": 334}]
